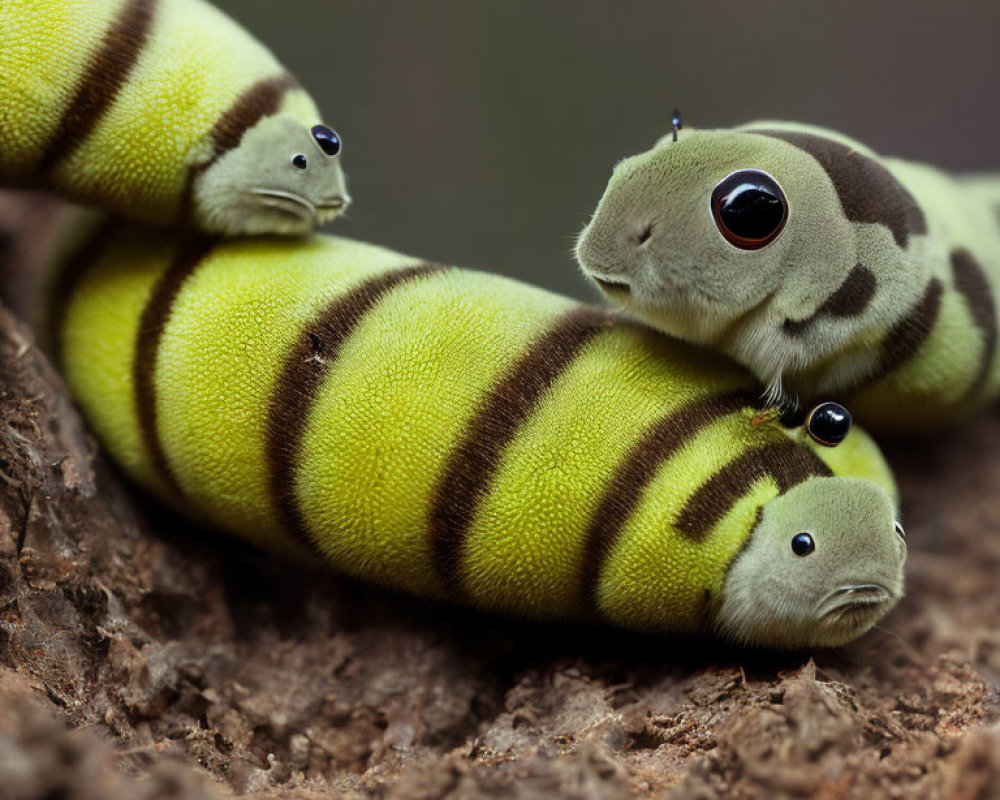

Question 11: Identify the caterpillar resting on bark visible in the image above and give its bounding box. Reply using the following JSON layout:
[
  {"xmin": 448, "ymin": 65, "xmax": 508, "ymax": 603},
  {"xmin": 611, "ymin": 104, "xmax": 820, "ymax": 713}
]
[
  {"xmin": 0, "ymin": 0, "xmax": 348, "ymax": 236},
  {"xmin": 44, "ymin": 221, "xmax": 906, "ymax": 648},
  {"xmin": 577, "ymin": 121, "xmax": 1000, "ymax": 433}
]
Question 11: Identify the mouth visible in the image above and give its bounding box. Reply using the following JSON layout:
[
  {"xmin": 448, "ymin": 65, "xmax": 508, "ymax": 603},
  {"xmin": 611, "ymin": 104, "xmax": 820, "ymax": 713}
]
[
  {"xmin": 250, "ymin": 189, "xmax": 350, "ymax": 226},
  {"xmin": 819, "ymin": 584, "xmax": 894, "ymax": 628},
  {"xmin": 315, "ymin": 195, "xmax": 351, "ymax": 223},
  {"xmin": 589, "ymin": 274, "xmax": 632, "ymax": 297}
]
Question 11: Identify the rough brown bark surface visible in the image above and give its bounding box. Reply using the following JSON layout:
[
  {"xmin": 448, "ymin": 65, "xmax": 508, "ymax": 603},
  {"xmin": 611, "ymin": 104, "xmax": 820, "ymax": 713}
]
[{"xmin": 1, "ymin": 193, "xmax": 1000, "ymax": 799}]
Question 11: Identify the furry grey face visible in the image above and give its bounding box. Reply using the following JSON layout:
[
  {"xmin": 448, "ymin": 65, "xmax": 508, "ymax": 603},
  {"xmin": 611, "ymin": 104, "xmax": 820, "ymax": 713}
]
[
  {"xmin": 575, "ymin": 128, "xmax": 906, "ymax": 401},
  {"xmin": 716, "ymin": 477, "xmax": 906, "ymax": 649},
  {"xmin": 194, "ymin": 114, "xmax": 350, "ymax": 236}
]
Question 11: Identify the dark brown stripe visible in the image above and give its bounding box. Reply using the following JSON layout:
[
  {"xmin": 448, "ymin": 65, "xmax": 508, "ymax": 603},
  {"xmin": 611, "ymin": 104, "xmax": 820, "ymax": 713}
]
[
  {"xmin": 134, "ymin": 236, "xmax": 216, "ymax": 495},
  {"xmin": 752, "ymin": 129, "xmax": 927, "ymax": 248},
  {"xmin": 46, "ymin": 217, "xmax": 123, "ymax": 370},
  {"xmin": 209, "ymin": 73, "xmax": 300, "ymax": 154},
  {"xmin": 265, "ymin": 264, "xmax": 447, "ymax": 552},
  {"xmin": 950, "ymin": 248, "xmax": 997, "ymax": 400},
  {"xmin": 178, "ymin": 73, "xmax": 299, "ymax": 224},
  {"xmin": 783, "ymin": 264, "xmax": 877, "ymax": 336},
  {"xmin": 429, "ymin": 307, "xmax": 615, "ymax": 596},
  {"xmin": 578, "ymin": 390, "xmax": 754, "ymax": 612},
  {"xmin": 675, "ymin": 441, "xmax": 832, "ymax": 542},
  {"xmin": 866, "ymin": 278, "xmax": 943, "ymax": 386},
  {"xmin": 36, "ymin": 0, "xmax": 158, "ymax": 177}
]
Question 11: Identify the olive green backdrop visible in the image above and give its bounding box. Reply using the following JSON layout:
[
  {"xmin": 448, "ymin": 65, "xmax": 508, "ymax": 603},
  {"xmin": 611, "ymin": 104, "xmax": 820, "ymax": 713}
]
[{"xmin": 214, "ymin": 0, "xmax": 1000, "ymax": 299}]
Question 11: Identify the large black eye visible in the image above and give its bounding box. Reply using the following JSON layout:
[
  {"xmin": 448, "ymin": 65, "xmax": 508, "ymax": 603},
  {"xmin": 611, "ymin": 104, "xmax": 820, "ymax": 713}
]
[
  {"xmin": 292, "ymin": 154, "xmax": 308, "ymax": 169},
  {"xmin": 711, "ymin": 169, "xmax": 788, "ymax": 249},
  {"xmin": 806, "ymin": 402, "xmax": 852, "ymax": 447},
  {"xmin": 894, "ymin": 521, "xmax": 906, "ymax": 541},
  {"xmin": 311, "ymin": 124, "xmax": 342, "ymax": 156},
  {"xmin": 791, "ymin": 532, "xmax": 815, "ymax": 557}
]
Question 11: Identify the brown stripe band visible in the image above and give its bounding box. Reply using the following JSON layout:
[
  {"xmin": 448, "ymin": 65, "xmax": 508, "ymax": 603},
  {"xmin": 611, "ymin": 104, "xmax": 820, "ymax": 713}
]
[
  {"xmin": 751, "ymin": 129, "xmax": 927, "ymax": 248},
  {"xmin": 578, "ymin": 390, "xmax": 754, "ymax": 612},
  {"xmin": 675, "ymin": 440, "xmax": 832, "ymax": 542},
  {"xmin": 428, "ymin": 306, "xmax": 614, "ymax": 597},
  {"xmin": 209, "ymin": 73, "xmax": 300, "ymax": 154},
  {"xmin": 265, "ymin": 264, "xmax": 447, "ymax": 552},
  {"xmin": 133, "ymin": 236, "xmax": 217, "ymax": 496},
  {"xmin": 178, "ymin": 73, "xmax": 299, "ymax": 223},
  {"xmin": 783, "ymin": 263, "xmax": 877, "ymax": 336},
  {"xmin": 45, "ymin": 217, "xmax": 122, "ymax": 370},
  {"xmin": 37, "ymin": 0, "xmax": 158, "ymax": 178},
  {"xmin": 950, "ymin": 248, "xmax": 997, "ymax": 401},
  {"xmin": 866, "ymin": 277, "xmax": 943, "ymax": 386}
]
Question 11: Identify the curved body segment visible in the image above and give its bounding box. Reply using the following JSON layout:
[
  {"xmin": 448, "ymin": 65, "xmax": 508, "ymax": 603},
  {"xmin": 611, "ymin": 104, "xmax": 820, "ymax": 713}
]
[
  {"xmin": 0, "ymin": 0, "xmax": 348, "ymax": 235},
  {"xmin": 577, "ymin": 121, "xmax": 1000, "ymax": 432},
  {"xmin": 48, "ymin": 226, "xmax": 905, "ymax": 647}
]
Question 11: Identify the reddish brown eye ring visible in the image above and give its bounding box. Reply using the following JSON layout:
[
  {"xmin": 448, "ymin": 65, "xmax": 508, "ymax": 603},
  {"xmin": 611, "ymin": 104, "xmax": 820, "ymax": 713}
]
[{"xmin": 711, "ymin": 169, "xmax": 788, "ymax": 250}]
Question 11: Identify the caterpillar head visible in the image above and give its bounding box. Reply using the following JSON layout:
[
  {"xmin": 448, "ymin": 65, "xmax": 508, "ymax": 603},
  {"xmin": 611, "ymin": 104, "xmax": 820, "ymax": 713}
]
[
  {"xmin": 194, "ymin": 116, "xmax": 350, "ymax": 236},
  {"xmin": 575, "ymin": 124, "xmax": 921, "ymax": 399},
  {"xmin": 717, "ymin": 476, "xmax": 906, "ymax": 649}
]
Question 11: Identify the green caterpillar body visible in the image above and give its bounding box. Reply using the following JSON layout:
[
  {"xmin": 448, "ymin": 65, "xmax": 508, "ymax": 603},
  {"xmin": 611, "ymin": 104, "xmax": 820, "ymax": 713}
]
[
  {"xmin": 46, "ymin": 221, "xmax": 905, "ymax": 648},
  {"xmin": 577, "ymin": 121, "xmax": 1000, "ymax": 433},
  {"xmin": 0, "ymin": 0, "xmax": 348, "ymax": 235}
]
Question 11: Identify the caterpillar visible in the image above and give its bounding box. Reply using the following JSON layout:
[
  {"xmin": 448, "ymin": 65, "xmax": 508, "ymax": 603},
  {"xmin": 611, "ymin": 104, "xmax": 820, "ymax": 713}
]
[
  {"xmin": 0, "ymin": 0, "xmax": 348, "ymax": 236},
  {"xmin": 576, "ymin": 121, "xmax": 1000, "ymax": 433},
  {"xmin": 44, "ymin": 220, "xmax": 906, "ymax": 648}
]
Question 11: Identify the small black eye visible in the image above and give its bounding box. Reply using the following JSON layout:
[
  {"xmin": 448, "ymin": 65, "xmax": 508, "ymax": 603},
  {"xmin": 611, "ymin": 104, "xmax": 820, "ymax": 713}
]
[
  {"xmin": 311, "ymin": 124, "xmax": 342, "ymax": 156},
  {"xmin": 711, "ymin": 169, "xmax": 788, "ymax": 249},
  {"xmin": 791, "ymin": 532, "xmax": 815, "ymax": 557},
  {"xmin": 894, "ymin": 521, "xmax": 906, "ymax": 540},
  {"xmin": 806, "ymin": 402, "xmax": 852, "ymax": 447},
  {"xmin": 292, "ymin": 154, "xmax": 308, "ymax": 169}
]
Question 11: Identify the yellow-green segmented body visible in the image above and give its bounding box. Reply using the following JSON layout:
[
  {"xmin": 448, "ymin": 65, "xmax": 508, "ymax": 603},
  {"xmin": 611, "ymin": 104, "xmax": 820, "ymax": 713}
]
[
  {"xmin": 0, "ymin": 0, "xmax": 347, "ymax": 235},
  {"xmin": 577, "ymin": 121, "xmax": 1000, "ymax": 433},
  {"xmin": 47, "ymin": 222, "xmax": 901, "ymax": 644}
]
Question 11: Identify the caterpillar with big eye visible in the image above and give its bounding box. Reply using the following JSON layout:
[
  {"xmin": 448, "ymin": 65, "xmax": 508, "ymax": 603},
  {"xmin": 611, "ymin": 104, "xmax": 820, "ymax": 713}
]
[
  {"xmin": 576, "ymin": 120, "xmax": 1000, "ymax": 433},
  {"xmin": 40, "ymin": 219, "xmax": 906, "ymax": 648},
  {"xmin": 0, "ymin": 0, "xmax": 349, "ymax": 236}
]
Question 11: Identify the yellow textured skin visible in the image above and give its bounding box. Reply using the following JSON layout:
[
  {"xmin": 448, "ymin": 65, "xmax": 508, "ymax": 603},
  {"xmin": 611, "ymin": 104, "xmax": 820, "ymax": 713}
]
[
  {"xmin": 52, "ymin": 225, "xmax": 900, "ymax": 640},
  {"xmin": 0, "ymin": 0, "xmax": 122, "ymax": 178},
  {"xmin": 0, "ymin": 0, "xmax": 337, "ymax": 233}
]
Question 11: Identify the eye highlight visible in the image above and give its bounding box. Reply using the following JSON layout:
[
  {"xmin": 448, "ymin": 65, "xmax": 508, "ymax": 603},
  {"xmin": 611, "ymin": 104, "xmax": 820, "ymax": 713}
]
[
  {"xmin": 791, "ymin": 532, "xmax": 815, "ymax": 556},
  {"xmin": 894, "ymin": 521, "xmax": 906, "ymax": 540},
  {"xmin": 311, "ymin": 124, "xmax": 342, "ymax": 156},
  {"xmin": 711, "ymin": 169, "xmax": 788, "ymax": 250},
  {"xmin": 292, "ymin": 154, "xmax": 308, "ymax": 169},
  {"xmin": 806, "ymin": 402, "xmax": 852, "ymax": 447}
]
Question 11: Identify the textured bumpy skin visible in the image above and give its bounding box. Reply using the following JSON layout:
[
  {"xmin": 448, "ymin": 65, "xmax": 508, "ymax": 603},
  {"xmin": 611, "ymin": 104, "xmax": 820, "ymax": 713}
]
[
  {"xmin": 0, "ymin": 0, "xmax": 348, "ymax": 235},
  {"xmin": 47, "ymin": 223, "xmax": 905, "ymax": 647},
  {"xmin": 577, "ymin": 121, "xmax": 1000, "ymax": 433}
]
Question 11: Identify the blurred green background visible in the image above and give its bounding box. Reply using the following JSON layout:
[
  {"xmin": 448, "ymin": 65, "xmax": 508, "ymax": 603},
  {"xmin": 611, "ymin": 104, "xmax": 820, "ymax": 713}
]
[{"xmin": 214, "ymin": 0, "xmax": 1000, "ymax": 299}]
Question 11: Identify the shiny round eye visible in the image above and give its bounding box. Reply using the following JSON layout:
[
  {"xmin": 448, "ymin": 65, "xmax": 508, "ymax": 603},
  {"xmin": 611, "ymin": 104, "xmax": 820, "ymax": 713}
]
[
  {"xmin": 311, "ymin": 124, "xmax": 342, "ymax": 156},
  {"xmin": 711, "ymin": 169, "xmax": 788, "ymax": 249},
  {"xmin": 806, "ymin": 402, "xmax": 852, "ymax": 447},
  {"xmin": 894, "ymin": 521, "xmax": 906, "ymax": 540},
  {"xmin": 292, "ymin": 154, "xmax": 308, "ymax": 169},
  {"xmin": 791, "ymin": 532, "xmax": 815, "ymax": 557}
]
